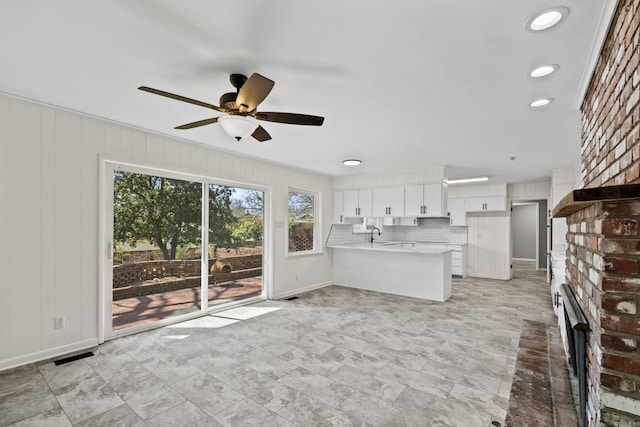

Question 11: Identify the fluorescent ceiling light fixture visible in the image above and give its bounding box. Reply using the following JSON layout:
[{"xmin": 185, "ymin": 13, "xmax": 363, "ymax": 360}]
[
  {"xmin": 343, "ymin": 159, "xmax": 362, "ymax": 166},
  {"xmin": 526, "ymin": 7, "xmax": 569, "ymax": 32},
  {"xmin": 529, "ymin": 64, "xmax": 559, "ymax": 78},
  {"xmin": 529, "ymin": 98, "xmax": 554, "ymax": 107},
  {"xmin": 446, "ymin": 176, "xmax": 489, "ymax": 184},
  {"xmin": 218, "ymin": 115, "xmax": 259, "ymax": 141}
]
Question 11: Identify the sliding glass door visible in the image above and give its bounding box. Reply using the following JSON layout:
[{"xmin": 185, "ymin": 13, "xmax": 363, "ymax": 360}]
[
  {"xmin": 208, "ymin": 185, "xmax": 264, "ymax": 308},
  {"xmin": 103, "ymin": 163, "xmax": 265, "ymax": 338}
]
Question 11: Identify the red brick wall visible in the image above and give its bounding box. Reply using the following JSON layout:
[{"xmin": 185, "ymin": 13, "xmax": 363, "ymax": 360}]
[
  {"xmin": 113, "ymin": 255, "xmax": 263, "ymax": 288},
  {"xmin": 581, "ymin": 0, "xmax": 640, "ymax": 189},
  {"xmin": 567, "ymin": 0, "xmax": 640, "ymax": 426},
  {"xmin": 566, "ymin": 200, "xmax": 640, "ymax": 425},
  {"xmin": 570, "ymin": 1, "xmax": 640, "ymax": 424}
]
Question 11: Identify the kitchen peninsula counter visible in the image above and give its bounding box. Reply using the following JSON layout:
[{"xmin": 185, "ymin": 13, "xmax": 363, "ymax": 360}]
[{"xmin": 328, "ymin": 241, "xmax": 452, "ymax": 302}]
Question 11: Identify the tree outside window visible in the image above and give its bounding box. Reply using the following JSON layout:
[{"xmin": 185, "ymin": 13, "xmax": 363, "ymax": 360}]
[{"xmin": 288, "ymin": 190, "xmax": 316, "ymax": 253}]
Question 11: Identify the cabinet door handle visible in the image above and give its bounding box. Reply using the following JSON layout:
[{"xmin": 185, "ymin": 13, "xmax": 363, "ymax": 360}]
[{"xmin": 340, "ymin": 215, "xmax": 343, "ymax": 223}]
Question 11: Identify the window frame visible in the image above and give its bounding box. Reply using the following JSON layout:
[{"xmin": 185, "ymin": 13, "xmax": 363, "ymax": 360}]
[{"xmin": 287, "ymin": 188, "xmax": 321, "ymax": 256}]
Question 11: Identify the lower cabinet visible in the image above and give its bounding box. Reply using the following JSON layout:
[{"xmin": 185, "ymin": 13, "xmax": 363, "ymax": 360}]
[{"xmin": 449, "ymin": 244, "xmax": 467, "ymax": 277}]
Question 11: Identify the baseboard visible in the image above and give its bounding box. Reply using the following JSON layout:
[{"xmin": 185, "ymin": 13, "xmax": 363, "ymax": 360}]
[
  {"xmin": 0, "ymin": 338, "xmax": 99, "ymax": 372},
  {"xmin": 272, "ymin": 281, "xmax": 332, "ymax": 300}
]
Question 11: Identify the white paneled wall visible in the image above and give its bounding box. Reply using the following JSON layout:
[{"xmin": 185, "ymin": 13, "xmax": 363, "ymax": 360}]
[{"xmin": 0, "ymin": 94, "xmax": 333, "ymax": 370}]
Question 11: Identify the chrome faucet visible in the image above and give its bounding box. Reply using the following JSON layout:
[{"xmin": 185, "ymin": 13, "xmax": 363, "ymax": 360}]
[{"xmin": 370, "ymin": 226, "xmax": 381, "ymax": 243}]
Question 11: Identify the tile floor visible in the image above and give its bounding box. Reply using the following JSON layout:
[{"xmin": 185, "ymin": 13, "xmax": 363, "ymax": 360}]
[{"xmin": 0, "ymin": 262, "xmax": 565, "ymax": 426}]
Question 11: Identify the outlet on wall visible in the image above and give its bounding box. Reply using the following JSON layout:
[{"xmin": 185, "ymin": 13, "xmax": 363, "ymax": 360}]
[{"xmin": 54, "ymin": 316, "xmax": 65, "ymax": 329}]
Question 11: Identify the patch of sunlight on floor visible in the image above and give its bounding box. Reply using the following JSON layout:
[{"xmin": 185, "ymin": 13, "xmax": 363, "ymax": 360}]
[
  {"xmin": 166, "ymin": 315, "xmax": 240, "ymax": 329},
  {"xmin": 212, "ymin": 306, "xmax": 282, "ymax": 320}
]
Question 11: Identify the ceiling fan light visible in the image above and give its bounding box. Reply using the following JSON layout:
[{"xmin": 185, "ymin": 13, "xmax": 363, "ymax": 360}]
[{"xmin": 218, "ymin": 115, "xmax": 259, "ymax": 140}]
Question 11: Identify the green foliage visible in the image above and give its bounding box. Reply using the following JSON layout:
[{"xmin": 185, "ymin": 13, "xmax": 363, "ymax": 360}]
[
  {"xmin": 231, "ymin": 217, "xmax": 264, "ymax": 242},
  {"xmin": 113, "ymin": 172, "xmax": 237, "ymax": 260},
  {"xmin": 208, "ymin": 185, "xmax": 237, "ymax": 248}
]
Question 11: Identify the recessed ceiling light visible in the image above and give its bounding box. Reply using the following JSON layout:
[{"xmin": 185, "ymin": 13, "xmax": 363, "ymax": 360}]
[
  {"xmin": 529, "ymin": 98, "xmax": 554, "ymax": 107},
  {"xmin": 526, "ymin": 7, "xmax": 569, "ymax": 32},
  {"xmin": 343, "ymin": 159, "xmax": 362, "ymax": 166},
  {"xmin": 529, "ymin": 64, "xmax": 559, "ymax": 78}
]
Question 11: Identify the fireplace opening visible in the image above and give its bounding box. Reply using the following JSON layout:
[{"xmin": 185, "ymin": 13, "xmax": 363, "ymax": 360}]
[{"xmin": 560, "ymin": 283, "xmax": 590, "ymax": 427}]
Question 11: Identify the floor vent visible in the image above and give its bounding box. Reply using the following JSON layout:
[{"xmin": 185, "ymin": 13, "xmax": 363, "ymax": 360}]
[
  {"xmin": 285, "ymin": 296, "xmax": 299, "ymax": 301},
  {"xmin": 54, "ymin": 351, "xmax": 95, "ymax": 366}
]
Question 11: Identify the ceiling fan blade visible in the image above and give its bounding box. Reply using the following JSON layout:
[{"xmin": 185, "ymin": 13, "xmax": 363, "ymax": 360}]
[
  {"xmin": 251, "ymin": 125, "xmax": 272, "ymax": 142},
  {"xmin": 236, "ymin": 73, "xmax": 274, "ymax": 113},
  {"xmin": 138, "ymin": 86, "xmax": 225, "ymax": 112},
  {"xmin": 174, "ymin": 117, "xmax": 219, "ymax": 130},
  {"xmin": 255, "ymin": 111, "xmax": 324, "ymax": 126}
]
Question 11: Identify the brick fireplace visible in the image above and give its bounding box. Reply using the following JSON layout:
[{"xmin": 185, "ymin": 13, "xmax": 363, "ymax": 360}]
[{"xmin": 552, "ymin": 1, "xmax": 640, "ymax": 425}]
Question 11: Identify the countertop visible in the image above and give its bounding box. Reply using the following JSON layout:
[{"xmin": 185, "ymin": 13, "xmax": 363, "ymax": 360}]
[{"xmin": 327, "ymin": 241, "xmax": 454, "ymax": 254}]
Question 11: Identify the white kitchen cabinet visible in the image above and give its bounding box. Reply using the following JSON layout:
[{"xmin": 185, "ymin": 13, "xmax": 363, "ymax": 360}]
[
  {"xmin": 333, "ymin": 191, "xmax": 345, "ymax": 224},
  {"xmin": 449, "ymin": 244, "xmax": 467, "ymax": 277},
  {"xmin": 465, "ymin": 195, "xmax": 506, "ymax": 212},
  {"xmin": 373, "ymin": 186, "xmax": 404, "ymax": 217},
  {"xmin": 448, "ymin": 198, "xmax": 466, "ymax": 226},
  {"xmin": 343, "ymin": 189, "xmax": 373, "ymax": 218},
  {"xmin": 382, "ymin": 217, "xmax": 417, "ymax": 226},
  {"xmin": 404, "ymin": 183, "xmax": 448, "ymax": 217},
  {"xmin": 466, "ymin": 212, "xmax": 510, "ymax": 280}
]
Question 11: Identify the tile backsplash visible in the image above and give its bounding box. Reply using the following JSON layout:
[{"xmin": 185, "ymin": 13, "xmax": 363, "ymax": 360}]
[{"xmin": 326, "ymin": 218, "xmax": 467, "ymax": 246}]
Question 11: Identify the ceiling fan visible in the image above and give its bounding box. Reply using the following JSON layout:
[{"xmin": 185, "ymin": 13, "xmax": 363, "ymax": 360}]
[{"xmin": 139, "ymin": 73, "xmax": 324, "ymax": 142}]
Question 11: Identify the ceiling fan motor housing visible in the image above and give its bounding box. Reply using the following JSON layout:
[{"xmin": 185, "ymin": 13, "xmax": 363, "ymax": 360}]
[{"xmin": 219, "ymin": 92, "xmax": 237, "ymax": 110}]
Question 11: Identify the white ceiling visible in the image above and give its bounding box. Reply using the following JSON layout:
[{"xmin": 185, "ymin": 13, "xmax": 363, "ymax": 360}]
[{"xmin": 0, "ymin": 1, "xmax": 617, "ymax": 183}]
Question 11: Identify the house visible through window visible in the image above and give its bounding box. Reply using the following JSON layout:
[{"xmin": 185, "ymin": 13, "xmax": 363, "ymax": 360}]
[{"xmin": 288, "ymin": 190, "xmax": 317, "ymax": 253}]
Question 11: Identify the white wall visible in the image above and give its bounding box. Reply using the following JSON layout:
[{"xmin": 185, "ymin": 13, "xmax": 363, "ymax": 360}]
[
  {"xmin": 0, "ymin": 94, "xmax": 333, "ymax": 370},
  {"xmin": 333, "ymin": 166, "xmax": 447, "ymax": 189},
  {"xmin": 512, "ymin": 204, "xmax": 537, "ymax": 259},
  {"xmin": 551, "ymin": 168, "xmax": 575, "ymax": 252}
]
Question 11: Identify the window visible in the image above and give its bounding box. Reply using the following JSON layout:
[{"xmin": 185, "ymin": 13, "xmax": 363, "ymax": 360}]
[{"xmin": 288, "ymin": 190, "xmax": 317, "ymax": 253}]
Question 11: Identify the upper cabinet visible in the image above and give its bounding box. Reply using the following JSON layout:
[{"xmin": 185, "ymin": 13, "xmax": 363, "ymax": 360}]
[
  {"xmin": 404, "ymin": 183, "xmax": 448, "ymax": 217},
  {"xmin": 448, "ymin": 198, "xmax": 466, "ymax": 225},
  {"xmin": 373, "ymin": 187, "xmax": 404, "ymax": 217},
  {"xmin": 333, "ymin": 191, "xmax": 345, "ymax": 224},
  {"xmin": 343, "ymin": 189, "xmax": 373, "ymax": 218},
  {"xmin": 333, "ymin": 182, "xmax": 449, "ymax": 223},
  {"xmin": 465, "ymin": 196, "xmax": 506, "ymax": 212}
]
